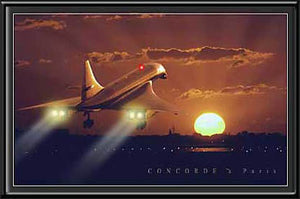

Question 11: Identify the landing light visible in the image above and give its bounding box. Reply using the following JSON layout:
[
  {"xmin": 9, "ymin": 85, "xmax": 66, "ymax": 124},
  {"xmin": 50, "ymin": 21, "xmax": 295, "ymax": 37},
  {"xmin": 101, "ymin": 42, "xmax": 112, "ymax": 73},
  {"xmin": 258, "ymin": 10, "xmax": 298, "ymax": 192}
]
[
  {"xmin": 52, "ymin": 110, "xmax": 58, "ymax": 117},
  {"xmin": 59, "ymin": 110, "xmax": 65, "ymax": 116},
  {"xmin": 127, "ymin": 110, "xmax": 145, "ymax": 120},
  {"xmin": 137, "ymin": 112, "xmax": 144, "ymax": 119},
  {"xmin": 49, "ymin": 108, "xmax": 67, "ymax": 119},
  {"xmin": 129, "ymin": 111, "xmax": 135, "ymax": 119}
]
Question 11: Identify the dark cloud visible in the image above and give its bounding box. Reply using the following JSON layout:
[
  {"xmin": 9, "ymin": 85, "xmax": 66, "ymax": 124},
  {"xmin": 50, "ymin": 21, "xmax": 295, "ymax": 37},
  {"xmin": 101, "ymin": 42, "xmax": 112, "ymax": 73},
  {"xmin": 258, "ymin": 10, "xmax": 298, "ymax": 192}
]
[
  {"xmin": 15, "ymin": 18, "xmax": 66, "ymax": 31},
  {"xmin": 15, "ymin": 60, "xmax": 31, "ymax": 67},
  {"xmin": 145, "ymin": 47, "xmax": 246, "ymax": 61},
  {"xmin": 144, "ymin": 47, "xmax": 274, "ymax": 67},
  {"xmin": 86, "ymin": 46, "xmax": 273, "ymax": 68},
  {"xmin": 177, "ymin": 84, "xmax": 286, "ymax": 101}
]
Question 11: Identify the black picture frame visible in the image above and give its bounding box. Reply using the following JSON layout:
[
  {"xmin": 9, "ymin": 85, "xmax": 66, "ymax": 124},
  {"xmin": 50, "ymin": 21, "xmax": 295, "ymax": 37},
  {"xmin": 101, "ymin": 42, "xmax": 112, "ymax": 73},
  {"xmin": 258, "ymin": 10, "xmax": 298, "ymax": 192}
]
[{"xmin": 1, "ymin": 0, "xmax": 299, "ymax": 198}]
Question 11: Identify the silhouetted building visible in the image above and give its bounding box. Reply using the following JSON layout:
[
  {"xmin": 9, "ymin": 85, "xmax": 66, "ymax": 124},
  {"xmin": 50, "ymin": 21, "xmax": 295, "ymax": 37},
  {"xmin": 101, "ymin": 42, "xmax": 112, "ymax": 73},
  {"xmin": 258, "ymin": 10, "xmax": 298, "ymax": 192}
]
[{"xmin": 168, "ymin": 125, "xmax": 180, "ymax": 136}]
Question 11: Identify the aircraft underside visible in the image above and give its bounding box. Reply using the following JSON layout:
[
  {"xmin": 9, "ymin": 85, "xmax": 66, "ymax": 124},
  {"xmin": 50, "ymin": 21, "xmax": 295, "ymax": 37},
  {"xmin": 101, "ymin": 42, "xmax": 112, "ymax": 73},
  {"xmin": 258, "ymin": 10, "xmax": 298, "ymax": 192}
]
[
  {"xmin": 82, "ymin": 109, "xmax": 147, "ymax": 129},
  {"xmin": 48, "ymin": 107, "xmax": 148, "ymax": 130}
]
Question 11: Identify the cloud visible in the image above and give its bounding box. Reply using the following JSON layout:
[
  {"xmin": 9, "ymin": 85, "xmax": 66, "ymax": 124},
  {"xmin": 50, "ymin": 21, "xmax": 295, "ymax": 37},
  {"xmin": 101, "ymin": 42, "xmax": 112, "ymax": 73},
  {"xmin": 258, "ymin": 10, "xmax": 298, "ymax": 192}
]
[
  {"xmin": 83, "ymin": 14, "xmax": 164, "ymax": 21},
  {"xmin": 38, "ymin": 58, "xmax": 52, "ymax": 64},
  {"xmin": 177, "ymin": 84, "xmax": 286, "ymax": 101},
  {"xmin": 83, "ymin": 15, "xmax": 122, "ymax": 21},
  {"xmin": 86, "ymin": 46, "xmax": 273, "ymax": 68},
  {"xmin": 136, "ymin": 14, "xmax": 164, "ymax": 19},
  {"xmin": 15, "ymin": 60, "xmax": 31, "ymax": 67},
  {"xmin": 83, "ymin": 15, "xmax": 104, "ymax": 20},
  {"xmin": 15, "ymin": 18, "xmax": 66, "ymax": 31},
  {"xmin": 143, "ymin": 46, "xmax": 274, "ymax": 67},
  {"xmin": 106, "ymin": 15, "xmax": 123, "ymax": 21},
  {"xmin": 145, "ymin": 47, "xmax": 245, "ymax": 60},
  {"xmin": 86, "ymin": 51, "xmax": 143, "ymax": 63}
]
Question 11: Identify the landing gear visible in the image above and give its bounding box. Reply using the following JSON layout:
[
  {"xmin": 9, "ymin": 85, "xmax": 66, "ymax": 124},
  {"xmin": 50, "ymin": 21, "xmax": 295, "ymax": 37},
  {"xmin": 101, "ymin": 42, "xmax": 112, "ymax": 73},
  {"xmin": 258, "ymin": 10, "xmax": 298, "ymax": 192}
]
[
  {"xmin": 136, "ymin": 121, "xmax": 147, "ymax": 130},
  {"xmin": 83, "ymin": 119, "xmax": 94, "ymax": 129},
  {"xmin": 83, "ymin": 112, "xmax": 94, "ymax": 129}
]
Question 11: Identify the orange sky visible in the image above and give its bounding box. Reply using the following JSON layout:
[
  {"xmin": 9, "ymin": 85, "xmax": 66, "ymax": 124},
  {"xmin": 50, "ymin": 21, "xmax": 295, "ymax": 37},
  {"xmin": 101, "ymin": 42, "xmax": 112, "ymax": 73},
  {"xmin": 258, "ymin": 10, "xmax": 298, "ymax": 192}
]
[{"xmin": 14, "ymin": 14, "xmax": 287, "ymax": 135}]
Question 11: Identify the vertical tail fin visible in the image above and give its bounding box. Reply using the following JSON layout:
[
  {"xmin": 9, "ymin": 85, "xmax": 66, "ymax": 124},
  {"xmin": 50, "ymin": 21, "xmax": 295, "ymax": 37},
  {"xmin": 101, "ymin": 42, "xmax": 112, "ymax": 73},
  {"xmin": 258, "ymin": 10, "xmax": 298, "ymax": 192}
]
[{"xmin": 81, "ymin": 60, "xmax": 104, "ymax": 101}]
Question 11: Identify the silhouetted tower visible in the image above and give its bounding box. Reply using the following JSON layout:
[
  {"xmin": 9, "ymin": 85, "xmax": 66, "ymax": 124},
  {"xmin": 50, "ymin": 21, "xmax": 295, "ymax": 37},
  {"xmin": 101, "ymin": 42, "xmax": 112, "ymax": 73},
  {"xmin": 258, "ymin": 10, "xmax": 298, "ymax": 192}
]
[
  {"xmin": 172, "ymin": 125, "xmax": 175, "ymax": 133},
  {"xmin": 168, "ymin": 125, "xmax": 179, "ymax": 136},
  {"xmin": 168, "ymin": 128, "xmax": 172, "ymax": 135}
]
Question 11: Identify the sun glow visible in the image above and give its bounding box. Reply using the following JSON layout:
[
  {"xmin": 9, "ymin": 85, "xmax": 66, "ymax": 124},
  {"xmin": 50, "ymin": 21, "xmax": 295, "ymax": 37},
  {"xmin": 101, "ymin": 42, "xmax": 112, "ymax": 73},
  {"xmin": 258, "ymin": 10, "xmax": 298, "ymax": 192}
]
[{"xmin": 194, "ymin": 113, "xmax": 225, "ymax": 136}]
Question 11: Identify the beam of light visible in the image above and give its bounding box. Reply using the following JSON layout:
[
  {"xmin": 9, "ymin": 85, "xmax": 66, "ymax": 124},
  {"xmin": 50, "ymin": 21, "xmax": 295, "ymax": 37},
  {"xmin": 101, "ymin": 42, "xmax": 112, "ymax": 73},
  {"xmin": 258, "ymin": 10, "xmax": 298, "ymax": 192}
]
[
  {"xmin": 68, "ymin": 119, "xmax": 136, "ymax": 183},
  {"xmin": 15, "ymin": 115, "xmax": 61, "ymax": 164}
]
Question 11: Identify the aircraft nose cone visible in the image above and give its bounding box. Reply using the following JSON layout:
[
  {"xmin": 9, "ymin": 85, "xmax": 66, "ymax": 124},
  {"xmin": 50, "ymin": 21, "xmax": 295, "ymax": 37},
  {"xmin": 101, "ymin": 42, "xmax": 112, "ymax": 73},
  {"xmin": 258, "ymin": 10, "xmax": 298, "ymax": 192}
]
[
  {"xmin": 150, "ymin": 63, "xmax": 166, "ymax": 73},
  {"xmin": 161, "ymin": 73, "xmax": 168, "ymax": 79}
]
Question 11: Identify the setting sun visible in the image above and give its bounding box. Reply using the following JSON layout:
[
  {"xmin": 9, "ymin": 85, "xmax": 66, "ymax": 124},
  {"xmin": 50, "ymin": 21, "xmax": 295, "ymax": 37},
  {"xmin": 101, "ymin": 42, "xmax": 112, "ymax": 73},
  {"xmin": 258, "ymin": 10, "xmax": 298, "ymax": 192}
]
[{"xmin": 194, "ymin": 113, "xmax": 225, "ymax": 136}]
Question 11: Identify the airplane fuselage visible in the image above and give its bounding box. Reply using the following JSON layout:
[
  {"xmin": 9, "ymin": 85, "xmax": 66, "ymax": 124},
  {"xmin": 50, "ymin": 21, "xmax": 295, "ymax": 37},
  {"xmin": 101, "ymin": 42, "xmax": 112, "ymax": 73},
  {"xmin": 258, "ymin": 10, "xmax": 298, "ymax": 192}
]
[
  {"xmin": 18, "ymin": 61, "xmax": 174, "ymax": 129},
  {"xmin": 78, "ymin": 63, "xmax": 167, "ymax": 111}
]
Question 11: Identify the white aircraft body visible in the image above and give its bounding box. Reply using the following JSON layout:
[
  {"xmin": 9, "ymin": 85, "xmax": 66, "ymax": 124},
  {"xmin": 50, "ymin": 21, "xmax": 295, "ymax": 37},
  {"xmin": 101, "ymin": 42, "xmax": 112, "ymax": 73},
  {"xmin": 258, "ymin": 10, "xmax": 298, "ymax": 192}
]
[{"xmin": 19, "ymin": 60, "xmax": 177, "ymax": 129}]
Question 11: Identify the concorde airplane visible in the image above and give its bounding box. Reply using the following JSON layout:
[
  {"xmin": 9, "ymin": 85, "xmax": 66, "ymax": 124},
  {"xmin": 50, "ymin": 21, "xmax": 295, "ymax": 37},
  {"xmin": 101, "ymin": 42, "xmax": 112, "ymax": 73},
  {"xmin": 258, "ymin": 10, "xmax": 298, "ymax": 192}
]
[{"xmin": 19, "ymin": 60, "xmax": 177, "ymax": 129}]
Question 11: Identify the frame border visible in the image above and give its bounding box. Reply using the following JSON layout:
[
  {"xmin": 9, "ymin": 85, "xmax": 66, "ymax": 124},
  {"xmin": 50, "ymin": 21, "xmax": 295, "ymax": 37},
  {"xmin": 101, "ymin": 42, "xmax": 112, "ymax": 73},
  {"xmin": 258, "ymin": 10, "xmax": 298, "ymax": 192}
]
[{"xmin": 1, "ymin": 0, "xmax": 299, "ymax": 196}]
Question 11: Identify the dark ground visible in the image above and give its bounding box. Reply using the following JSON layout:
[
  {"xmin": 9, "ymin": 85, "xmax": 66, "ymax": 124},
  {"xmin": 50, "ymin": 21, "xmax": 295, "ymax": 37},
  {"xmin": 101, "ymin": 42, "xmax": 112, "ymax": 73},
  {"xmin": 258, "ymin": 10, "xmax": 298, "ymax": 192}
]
[{"xmin": 14, "ymin": 129, "xmax": 287, "ymax": 185}]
